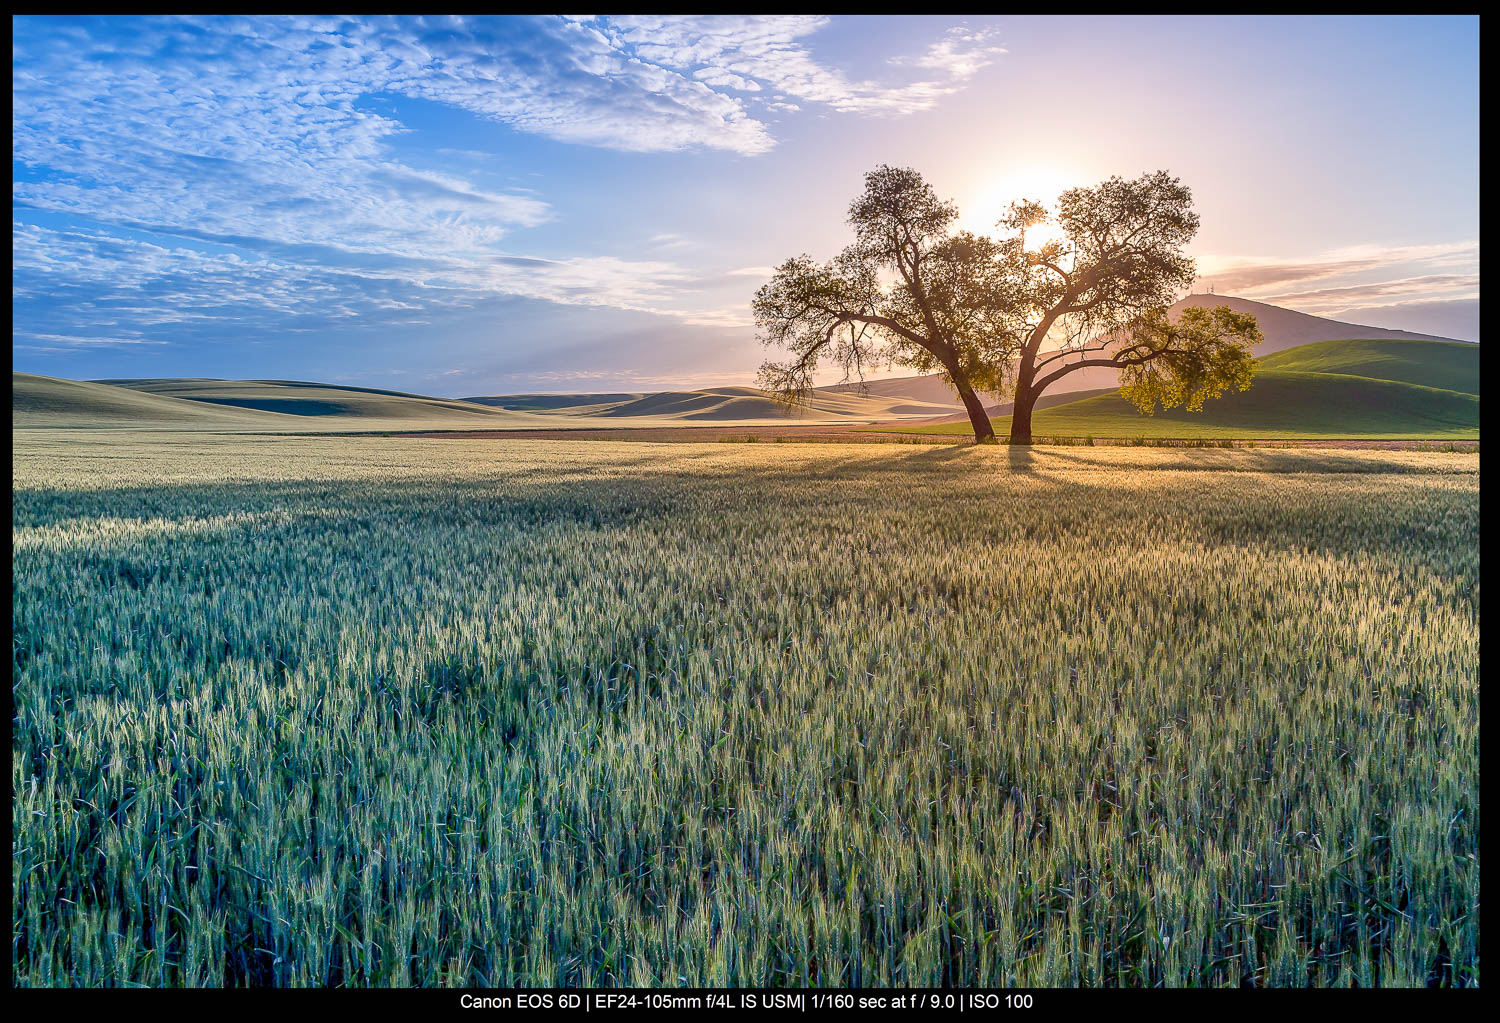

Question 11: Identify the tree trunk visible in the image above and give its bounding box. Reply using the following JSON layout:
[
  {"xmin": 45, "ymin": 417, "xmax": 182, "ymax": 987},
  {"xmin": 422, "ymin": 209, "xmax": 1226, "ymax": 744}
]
[
  {"xmin": 952, "ymin": 376, "xmax": 996, "ymax": 444},
  {"xmin": 1009, "ymin": 385, "xmax": 1037, "ymax": 445}
]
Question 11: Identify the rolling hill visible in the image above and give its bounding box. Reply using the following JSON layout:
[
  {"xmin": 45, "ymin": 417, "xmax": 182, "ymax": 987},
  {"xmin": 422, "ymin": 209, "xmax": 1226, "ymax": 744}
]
[
  {"xmin": 1170, "ymin": 293, "xmax": 1467, "ymax": 349},
  {"xmin": 16, "ymin": 376, "xmax": 958, "ymax": 431},
  {"xmin": 13, "ymin": 373, "xmax": 296, "ymax": 429},
  {"xmin": 463, "ymin": 392, "xmax": 646, "ymax": 412},
  {"xmin": 458, "ymin": 385, "xmax": 959, "ymax": 422},
  {"xmin": 95, "ymin": 378, "xmax": 541, "ymax": 425},
  {"xmin": 1254, "ymin": 337, "xmax": 1479, "ymax": 394},
  {"xmin": 586, "ymin": 386, "xmax": 956, "ymax": 422},
  {"xmin": 885, "ymin": 337, "xmax": 1479, "ymax": 440},
  {"xmin": 917, "ymin": 387, "xmax": 1119, "ymax": 426}
]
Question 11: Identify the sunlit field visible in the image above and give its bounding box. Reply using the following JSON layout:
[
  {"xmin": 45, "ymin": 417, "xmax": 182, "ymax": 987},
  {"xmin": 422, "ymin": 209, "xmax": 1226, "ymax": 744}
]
[{"xmin": 12, "ymin": 432, "xmax": 1480, "ymax": 987}]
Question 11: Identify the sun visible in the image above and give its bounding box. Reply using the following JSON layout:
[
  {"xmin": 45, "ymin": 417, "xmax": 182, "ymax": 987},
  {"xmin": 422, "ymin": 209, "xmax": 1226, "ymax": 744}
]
[
  {"xmin": 1020, "ymin": 217, "xmax": 1068, "ymax": 253},
  {"xmin": 959, "ymin": 165, "xmax": 1077, "ymax": 246}
]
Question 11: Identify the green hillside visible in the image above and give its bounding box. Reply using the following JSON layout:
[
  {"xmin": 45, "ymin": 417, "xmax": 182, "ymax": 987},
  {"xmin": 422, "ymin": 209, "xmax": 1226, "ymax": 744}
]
[
  {"xmin": 881, "ymin": 338, "xmax": 1480, "ymax": 440},
  {"xmin": 1255, "ymin": 338, "xmax": 1478, "ymax": 394}
]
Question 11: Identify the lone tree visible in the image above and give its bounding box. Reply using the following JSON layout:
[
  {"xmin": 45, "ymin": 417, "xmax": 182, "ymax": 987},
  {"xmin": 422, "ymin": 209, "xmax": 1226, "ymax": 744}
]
[{"xmin": 755, "ymin": 166, "xmax": 1263, "ymax": 443}]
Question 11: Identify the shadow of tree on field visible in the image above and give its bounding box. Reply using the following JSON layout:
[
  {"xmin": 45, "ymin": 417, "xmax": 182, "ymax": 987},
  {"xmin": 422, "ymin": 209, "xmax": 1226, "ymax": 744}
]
[
  {"xmin": 1006, "ymin": 445, "xmax": 1039, "ymax": 476},
  {"xmin": 891, "ymin": 442, "xmax": 980, "ymax": 467}
]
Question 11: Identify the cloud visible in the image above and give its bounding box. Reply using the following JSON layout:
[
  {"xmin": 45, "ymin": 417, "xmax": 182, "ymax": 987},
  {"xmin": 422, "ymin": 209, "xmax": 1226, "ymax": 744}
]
[
  {"xmin": 896, "ymin": 26, "xmax": 1008, "ymax": 79},
  {"xmin": 12, "ymin": 21, "xmax": 564, "ymax": 286},
  {"xmin": 1194, "ymin": 240, "xmax": 1479, "ymax": 328},
  {"xmin": 1263, "ymin": 273, "xmax": 1478, "ymax": 311},
  {"xmin": 14, "ymin": 16, "xmax": 1002, "ymax": 168},
  {"xmin": 1332, "ymin": 298, "xmax": 1478, "ymax": 343},
  {"xmin": 693, "ymin": 67, "xmax": 763, "ymax": 92},
  {"xmin": 13, "ymin": 332, "xmax": 172, "ymax": 353},
  {"xmin": 11, "ymin": 15, "xmax": 1005, "ymax": 379},
  {"xmin": 11, "ymin": 221, "xmax": 722, "ymax": 335},
  {"xmin": 1196, "ymin": 240, "xmax": 1477, "ymax": 294},
  {"xmin": 675, "ymin": 306, "xmax": 756, "ymax": 328},
  {"xmin": 600, "ymin": 15, "xmax": 1005, "ymax": 117}
]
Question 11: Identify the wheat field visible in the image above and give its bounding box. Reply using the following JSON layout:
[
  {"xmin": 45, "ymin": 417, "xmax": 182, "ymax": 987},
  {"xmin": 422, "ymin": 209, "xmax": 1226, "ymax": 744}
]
[{"xmin": 11, "ymin": 432, "xmax": 1480, "ymax": 987}]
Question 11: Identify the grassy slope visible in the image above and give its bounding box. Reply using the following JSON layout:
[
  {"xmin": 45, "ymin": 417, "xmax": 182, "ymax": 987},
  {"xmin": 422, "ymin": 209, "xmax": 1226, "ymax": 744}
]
[
  {"xmin": 457, "ymin": 386, "xmax": 960, "ymax": 422},
  {"xmin": 463, "ymin": 393, "xmax": 646, "ymax": 411},
  {"xmin": 882, "ymin": 339, "xmax": 1480, "ymax": 439},
  {"xmin": 13, "ymin": 373, "xmax": 294, "ymax": 429},
  {"xmin": 1254, "ymin": 337, "xmax": 1479, "ymax": 394},
  {"xmin": 23, "ymin": 376, "xmax": 957, "ymax": 431},
  {"xmin": 526, "ymin": 385, "xmax": 960, "ymax": 422},
  {"xmin": 97, "ymin": 378, "xmax": 539, "ymax": 423},
  {"xmin": 920, "ymin": 387, "xmax": 1119, "ymax": 425}
]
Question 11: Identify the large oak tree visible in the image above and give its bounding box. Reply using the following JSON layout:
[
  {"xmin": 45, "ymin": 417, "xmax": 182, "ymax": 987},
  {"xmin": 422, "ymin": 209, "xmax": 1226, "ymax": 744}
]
[{"xmin": 755, "ymin": 166, "xmax": 1263, "ymax": 443}]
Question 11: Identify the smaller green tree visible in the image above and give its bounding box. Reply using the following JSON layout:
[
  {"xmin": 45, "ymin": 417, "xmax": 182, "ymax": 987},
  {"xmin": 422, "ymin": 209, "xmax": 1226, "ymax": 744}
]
[
  {"xmin": 992, "ymin": 173, "xmax": 1263, "ymax": 442},
  {"xmin": 1114, "ymin": 305, "xmax": 1262, "ymax": 415}
]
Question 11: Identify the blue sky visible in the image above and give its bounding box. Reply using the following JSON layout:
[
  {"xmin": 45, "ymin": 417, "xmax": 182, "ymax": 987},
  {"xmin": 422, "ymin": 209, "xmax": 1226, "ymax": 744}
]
[{"xmin": 12, "ymin": 15, "xmax": 1479, "ymax": 394}]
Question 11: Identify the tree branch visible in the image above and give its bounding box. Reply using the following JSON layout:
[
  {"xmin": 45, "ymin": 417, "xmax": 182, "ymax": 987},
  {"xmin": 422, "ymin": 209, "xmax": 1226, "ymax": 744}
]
[{"xmin": 1032, "ymin": 352, "xmax": 1160, "ymax": 393}]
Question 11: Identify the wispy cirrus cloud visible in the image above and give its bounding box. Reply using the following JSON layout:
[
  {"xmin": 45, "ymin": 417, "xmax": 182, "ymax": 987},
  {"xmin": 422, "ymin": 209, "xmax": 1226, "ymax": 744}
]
[
  {"xmin": 11, "ymin": 221, "xmax": 718, "ymax": 337},
  {"xmin": 13, "ymin": 332, "xmax": 172, "ymax": 354},
  {"xmin": 1265, "ymin": 273, "xmax": 1478, "ymax": 309},
  {"xmin": 895, "ymin": 25, "xmax": 1009, "ymax": 79},
  {"xmin": 1194, "ymin": 239, "xmax": 1478, "ymax": 335},
  {"xmin": 12, "ymin": 14, "xmax": 1003, "ymax": 370},
  {"xmin": 1196, "ymin": 240, "xmax": 1477, "ymax": 294},
  {"xmin": 605, "ymin": 17, "xmax": 1006, "ymax": 118}
]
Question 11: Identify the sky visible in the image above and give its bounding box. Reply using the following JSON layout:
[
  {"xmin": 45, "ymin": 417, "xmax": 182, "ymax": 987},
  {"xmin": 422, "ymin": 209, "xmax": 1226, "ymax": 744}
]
[{"xmin": 11, "ymin": 15, "xmax": 1480, "ymax": 395}]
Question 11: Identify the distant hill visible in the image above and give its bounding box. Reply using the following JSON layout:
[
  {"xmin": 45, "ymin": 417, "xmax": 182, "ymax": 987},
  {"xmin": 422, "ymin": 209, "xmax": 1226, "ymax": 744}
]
[
  {"xmin": 97, "ymin": 378, "xmax": 538, "ymax": 424},
  {"xmin": 464, "ymin": 393, "xmax": 645, "ymax": 411},
  {"xmin": 821, "ymin": 375, "xmax": 973, "ymax": 408},
  {"xmin": 887, "ymin": 337, "xmax": 1479, "ymax": 440},
  {"xmin": 826, "ymin": 294, "xmax": 1474, "ymax": 407},
  {"xmin": 1000, "ymin": 372, "xmax": 1477, "ymax": 439},
  {"xmin": 13, "ymin": 373, "xmax": 294, "ymax": 429},
  {"xmin": 457, "ymin": 385, "xmax": 958, "ymax": 422},
  {"xmin": 16, "ymin": 375, "xmax": 957, "ymax": 431},
  {"xmin": 584, "ymin": 385, "xmax": 956, "ymax": 422},
  {"xmin": 823, "ymin": 367, "xmax": 1113, "ymax": 408},
  {"xmin": 1169, "ymin": 294, "xmax": 1467, "ymax": 350}
]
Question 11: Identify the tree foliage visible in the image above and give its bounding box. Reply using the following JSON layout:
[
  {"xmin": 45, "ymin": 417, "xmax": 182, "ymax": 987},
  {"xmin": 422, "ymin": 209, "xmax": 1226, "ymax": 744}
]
[{"xmin": 1117, "ymin": 305, "xmax": 1262, "ymax": 414}]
